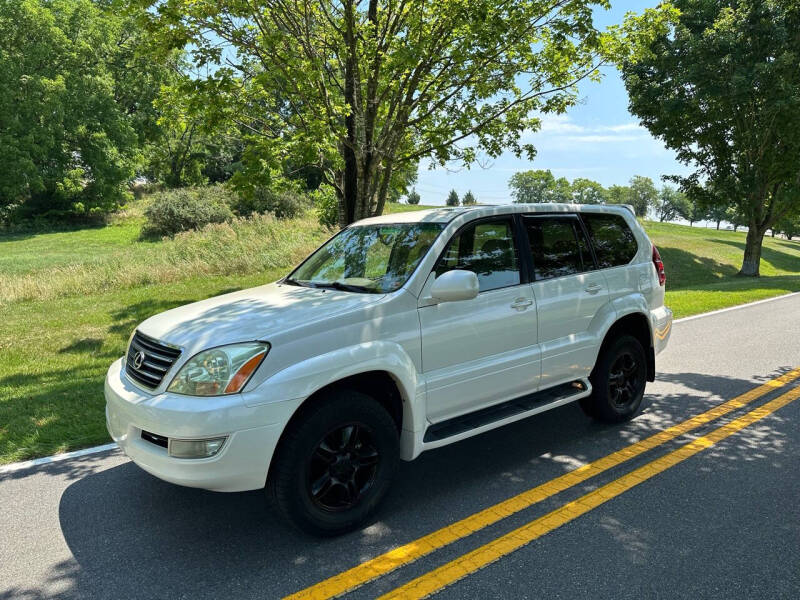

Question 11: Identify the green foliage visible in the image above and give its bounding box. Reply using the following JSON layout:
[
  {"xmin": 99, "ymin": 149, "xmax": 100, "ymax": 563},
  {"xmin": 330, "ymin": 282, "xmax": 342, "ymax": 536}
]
[
  {"xmin": 387, "ymin": 162, "xmax": 419, "ymax": 204},
  {"xmin": 686, "ymin": 198, "xmax": 708, "ymax": 226},
  {"xmin": 137, "ymin": 0, "xmax": 621, "ymax": 225},
  {"xmin": 446, "ymin": 190, "xmax": 460, "ymax": 207},
  {"xmin": 230, "ymin": 188, "xmax": 309, "ymax": 220},
  {"xmin": 0, "ymin": 0, "xmax": 154, "ymax": 220},
  {"xmin": 570, "ymin": 178, "xmax": 608, "ymax": 204},
  {"xmin": 622, "ymin": 0, "xmax": 800, "ymax": 274},
  {"xmin": 406, "ymin": 188, "xmax": 421, "ymax": 205},
  {"xmin": 509, "ymin": 170, "xmax": 557, "ymax": 203},
  {"xmin": 142, "ymin": 186, "xmax": 235, "ymax": 237},
  {"xmin": 313, "ymin": 186, "xmax": 340, "ymax": 228},
  {"xmin": 773, "ymin": 213, "xmax": 800, "ymax": 240},
  {"xmin": 627, "ymin": 176, "xmax": 658, "ymax": 218},
  {"xmin": 655, "ymin": 185, "xmax": 690, "ymax": 223},
  {"xmin": 462, "ymin": 191, "xmax": 477, "ymax": 206}
]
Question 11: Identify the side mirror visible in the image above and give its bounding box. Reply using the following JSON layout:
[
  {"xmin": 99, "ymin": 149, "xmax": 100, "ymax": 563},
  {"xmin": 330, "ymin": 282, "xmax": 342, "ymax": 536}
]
[{"xmin": 430, "ymin": 269, "xmax": 479, "ymax": 303}]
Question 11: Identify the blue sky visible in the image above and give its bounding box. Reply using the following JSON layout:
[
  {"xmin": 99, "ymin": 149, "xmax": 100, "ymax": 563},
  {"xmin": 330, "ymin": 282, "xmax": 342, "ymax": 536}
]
[{"xmin": 415, "ymin": 0, "xmax": 693, "ymax": 206}]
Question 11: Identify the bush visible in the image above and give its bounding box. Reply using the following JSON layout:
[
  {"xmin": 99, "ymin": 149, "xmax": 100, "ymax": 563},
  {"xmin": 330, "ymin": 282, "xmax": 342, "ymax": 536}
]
[
  {"xmin": 312, "ymin": 186, "xmax": 339, "ymax": 228},
  {"xmin": 231, "ymin": 187, "xmax": 309, "ymax": 220},
  {"xmin": 406, "ymin": 188, "xmax": 421, "ymax": 205},
  {"xmin": 142, "ymin": 185, "xmax": 235, "ymax": 238}
]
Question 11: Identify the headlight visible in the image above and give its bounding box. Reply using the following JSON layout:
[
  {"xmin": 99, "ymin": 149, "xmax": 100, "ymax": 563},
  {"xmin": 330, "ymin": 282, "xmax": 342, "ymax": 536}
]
[{"xmin": 168, "ymin": 342, "xmax": 269, "ymax": 396}]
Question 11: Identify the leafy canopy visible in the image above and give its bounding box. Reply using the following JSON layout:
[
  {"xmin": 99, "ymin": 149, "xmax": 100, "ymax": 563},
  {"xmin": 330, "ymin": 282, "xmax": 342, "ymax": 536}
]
[
  {"xmin": 136, "ymin": 0, "xmax": 622, "ymax": 225},
  {"xmin": 0, "ymin": 0, "xmax": 145, "ymax": 219},
  {"xmin": 622, "ymin": 0, "xmax": 800, "ymax": 274}
]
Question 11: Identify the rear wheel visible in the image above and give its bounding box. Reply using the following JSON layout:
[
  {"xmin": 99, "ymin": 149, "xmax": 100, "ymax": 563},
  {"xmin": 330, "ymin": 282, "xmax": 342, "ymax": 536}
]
[
  {"xmin": 586, "ymin": 335, "xmax": 647, "ymax": 423},
  {"xmin": 267, "ymin": 389, "xmax": 399, "ymax": 536}
]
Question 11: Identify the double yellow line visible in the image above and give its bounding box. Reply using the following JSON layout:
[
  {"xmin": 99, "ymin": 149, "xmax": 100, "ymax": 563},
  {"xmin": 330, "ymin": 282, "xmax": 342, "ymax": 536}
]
[{"xmin": 287, "ymin": 368, "xmax": 800, "ymax": 600}]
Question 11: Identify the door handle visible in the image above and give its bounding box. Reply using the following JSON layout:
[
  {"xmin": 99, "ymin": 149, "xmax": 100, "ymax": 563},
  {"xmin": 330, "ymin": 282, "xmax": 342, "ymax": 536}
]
[
  {"xmin": 584, "ymin": 283, "xmax": 602, "ymax": 295},
  {"xmin": 511, "ymin": 298, "xmax": 533, "ymax": 310}
]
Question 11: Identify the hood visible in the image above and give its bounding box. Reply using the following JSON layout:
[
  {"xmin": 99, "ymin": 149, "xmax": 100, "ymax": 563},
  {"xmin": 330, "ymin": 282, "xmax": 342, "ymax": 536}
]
[{"xmin": 137, "ymin": 282, "xmax": 385, "ymax": 356}]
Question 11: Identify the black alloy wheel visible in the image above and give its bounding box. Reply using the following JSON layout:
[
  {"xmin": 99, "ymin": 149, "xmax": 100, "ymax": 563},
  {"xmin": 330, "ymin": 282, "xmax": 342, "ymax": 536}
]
[
  {"xmin": 307, "ymin": 423, "xmax": 380, "ymax": 512},
  {"xmin": 267, "ymin": 389, "xmax": 399, "ymax": 536},
  {"xmin": 608, "ymin": 350, "xmax": 644, "ymax": 409},
  {"xmin": 585, "ymin": 334, "xmax": 647, "ymax": 423}
]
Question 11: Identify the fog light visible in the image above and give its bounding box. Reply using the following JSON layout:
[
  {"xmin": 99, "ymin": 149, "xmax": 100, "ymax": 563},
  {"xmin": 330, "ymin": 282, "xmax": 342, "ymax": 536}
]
[{"xmin": 168, "ymin": 437, "xmax": 227, "ymax": 459}]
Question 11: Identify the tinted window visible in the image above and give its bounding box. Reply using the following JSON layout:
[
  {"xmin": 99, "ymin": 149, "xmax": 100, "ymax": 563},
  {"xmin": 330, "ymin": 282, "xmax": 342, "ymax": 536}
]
[
  {"xmin": 435, "ymin": 219, "xmax": 520, "ymax": 291},
  {"xmin": 525, "ymin": 217, "xmax": 593, "ymax": 280},
  {"xmin": 581, "ymin": 213, "xmax": 638, "ymax": 268}
]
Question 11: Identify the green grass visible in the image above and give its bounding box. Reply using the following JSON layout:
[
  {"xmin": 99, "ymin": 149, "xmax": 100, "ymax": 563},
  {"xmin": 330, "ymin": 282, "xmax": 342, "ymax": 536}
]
[
  {"xmin": 643, "ymin": 222, "xmax": 800, "ymax": 317},
  {"xmin": 1, "ymin": 204, "xmax": 799, "ymax": 464}
]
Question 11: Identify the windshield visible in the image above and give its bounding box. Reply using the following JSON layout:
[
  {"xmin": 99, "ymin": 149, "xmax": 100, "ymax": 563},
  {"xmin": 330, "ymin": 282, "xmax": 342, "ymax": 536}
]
[{"xmin": 287, "ymin": 222, "xmax": 445, "ymax": 293}]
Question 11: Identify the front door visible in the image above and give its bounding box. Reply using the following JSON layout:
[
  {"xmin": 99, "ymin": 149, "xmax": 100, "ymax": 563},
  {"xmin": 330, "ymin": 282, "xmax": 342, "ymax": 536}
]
[{"xmin": 419, "ymin": 217, "xmax": 540, "ymax": 422}]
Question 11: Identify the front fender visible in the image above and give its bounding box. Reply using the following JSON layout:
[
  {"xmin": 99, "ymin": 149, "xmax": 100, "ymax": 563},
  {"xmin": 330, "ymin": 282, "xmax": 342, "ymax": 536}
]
[{"xmin": 244, "ymin": 341, "xmax": 424, "ymax": 459}]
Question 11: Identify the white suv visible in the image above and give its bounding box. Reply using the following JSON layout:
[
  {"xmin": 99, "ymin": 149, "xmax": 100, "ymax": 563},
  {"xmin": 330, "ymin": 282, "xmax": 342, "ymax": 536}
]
[{"xmin": 105, "ymin": 204, "xmax": 672, "ymax": 535}]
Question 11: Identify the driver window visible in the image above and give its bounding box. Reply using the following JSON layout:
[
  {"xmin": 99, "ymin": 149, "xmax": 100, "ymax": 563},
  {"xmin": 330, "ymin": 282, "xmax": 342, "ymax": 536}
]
[{"xmin": 435, "ymin": 219, "xmax": 520, "ymax": 292}]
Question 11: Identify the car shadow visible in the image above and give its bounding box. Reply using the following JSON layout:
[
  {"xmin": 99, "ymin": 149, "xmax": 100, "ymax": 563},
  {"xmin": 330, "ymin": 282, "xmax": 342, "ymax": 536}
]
[{"xmin": 5, "ymin": 368, "xmax": 787, "ymax": 599}]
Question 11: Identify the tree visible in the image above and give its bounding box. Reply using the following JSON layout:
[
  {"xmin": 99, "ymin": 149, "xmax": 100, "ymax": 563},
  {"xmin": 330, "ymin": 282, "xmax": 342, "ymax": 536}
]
[
  {"xmin": 570, "ymin": 178, "xmax": 608, "ymax": 204},
  {"xmin": 775, "ymin": 214, "xmax": 800, "ymax": 240},
  {"xmin": 446, "ymin": 190, "xmax": 460, "ymax": 207},
  {"xmin": 509, "ymin": 170, "xmax": 556, "ymax": 203},
  {"xmin": 622, "ymin": 0, "xmax": 800, "ymax": 275},
  {"xmin": 627, "ymin": 176, "xmax": 658, "ymax": 218},
  {"xmin": 656, "ymin": 185, "xmax": 690, "ymax": 222},
  {"xmin": 139, "ymin": 0, "xmax": 618, "ymax": 227},
  {"xmin": 0, "ymin": 0, "xmax": 142, "ymax": 219},
  {"xmin": 553, "ymin": 177, "xmax": 573, "ymax": 203},
  {"xmin": 686, "ymin": 198, "xmax": 707, "ymax": 227},
  {"xmin": 406, "ymin": 188, "xmax": 421, "ymax": 205},
  {"xmin": 462, "ymin": 191, "xmax": 477, "ymax": 206},
  {"xmin": 705, "ymin": 203, "xmax": 729, "ymax": 231},
  {"xmin": 727, "ymin": 207, "xmax": 747, "ymax": 232},
  {"xmin": 607, "ymin": 185, "xmax": 632, "ymax": 207}
]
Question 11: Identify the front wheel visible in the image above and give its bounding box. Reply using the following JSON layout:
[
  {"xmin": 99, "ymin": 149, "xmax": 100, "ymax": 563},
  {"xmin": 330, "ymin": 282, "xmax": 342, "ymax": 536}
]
[
  {"xmin": 586, "ymin": 335, "xmax": 647, "ymax": 423},
  {"xmin": 267, "ymin": 389, "xmax": 399, "ymax": 536}
]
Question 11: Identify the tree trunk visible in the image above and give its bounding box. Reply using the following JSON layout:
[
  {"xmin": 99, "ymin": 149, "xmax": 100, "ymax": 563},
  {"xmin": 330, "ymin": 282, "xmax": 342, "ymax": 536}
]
[
  {"xmin": 739, "ymin": 225, "xmax": 766, "ymax": 276},
  {"xmin": 716, "ymin": 220, "xmax": 721, "ymax": 230}
]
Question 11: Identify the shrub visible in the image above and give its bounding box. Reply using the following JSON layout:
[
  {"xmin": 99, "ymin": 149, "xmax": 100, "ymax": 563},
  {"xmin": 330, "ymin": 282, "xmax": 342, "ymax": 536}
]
[
  {"xmin": 312, "ymin": 186, "xmax": 339, "ymax": 228},
  {"xmin": 231, "ymin": 187, "xmax": 309, "ymax": 220},
  {"xmin": 142, "ymin": 185, "xmax": 234, "ymax": 238},
  {"xmin": 406, "ymin": 188, "xmax": 421, "ymax": 205}
]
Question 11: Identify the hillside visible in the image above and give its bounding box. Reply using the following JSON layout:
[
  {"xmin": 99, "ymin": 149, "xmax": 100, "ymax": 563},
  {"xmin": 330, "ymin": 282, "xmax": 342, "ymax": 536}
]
[{"xmin": 1, "ymin": 203, "xmax": 799, "ymax": 463}]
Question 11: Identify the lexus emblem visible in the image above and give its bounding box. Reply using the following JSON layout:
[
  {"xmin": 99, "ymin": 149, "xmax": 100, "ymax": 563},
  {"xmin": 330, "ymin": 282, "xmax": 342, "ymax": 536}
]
[{"xmin": 133, "ymin": 351, "xmax": 146, "ymax": 370}]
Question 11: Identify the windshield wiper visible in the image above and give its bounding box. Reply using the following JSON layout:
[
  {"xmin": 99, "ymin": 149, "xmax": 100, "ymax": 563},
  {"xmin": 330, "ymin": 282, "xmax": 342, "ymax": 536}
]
[
  {"xmin": 313, "ymin": 281, "xmax": 375, "ymax": 293},
  {"xmin": 282, "ymin": 277, "xmax": 311, "ymax": 288}
]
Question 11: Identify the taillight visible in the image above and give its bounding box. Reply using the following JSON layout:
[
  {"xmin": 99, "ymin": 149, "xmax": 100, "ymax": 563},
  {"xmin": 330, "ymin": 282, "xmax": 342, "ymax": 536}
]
[{"xmin": 652, "ymin": 244, "xmax": 665, "ymax": 286}]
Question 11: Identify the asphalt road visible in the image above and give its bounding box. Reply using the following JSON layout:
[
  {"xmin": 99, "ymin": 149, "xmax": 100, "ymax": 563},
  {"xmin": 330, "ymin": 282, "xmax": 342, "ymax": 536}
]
[{"xmin": 2, "ymin": 295, "xmax": 799, "ymax": 600}]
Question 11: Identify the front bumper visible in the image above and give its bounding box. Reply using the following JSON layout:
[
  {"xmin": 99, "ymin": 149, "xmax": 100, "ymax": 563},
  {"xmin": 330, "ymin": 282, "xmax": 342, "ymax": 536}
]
[{"xmin": 105, "ymin": 358, "xmax": 301, "ymax": 492}]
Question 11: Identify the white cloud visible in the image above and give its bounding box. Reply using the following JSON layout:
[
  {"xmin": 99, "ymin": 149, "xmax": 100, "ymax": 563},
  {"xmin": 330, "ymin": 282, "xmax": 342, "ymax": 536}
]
[{"xmin": 524, "ymin": 115, "xmax": 650, "ymax": 148}]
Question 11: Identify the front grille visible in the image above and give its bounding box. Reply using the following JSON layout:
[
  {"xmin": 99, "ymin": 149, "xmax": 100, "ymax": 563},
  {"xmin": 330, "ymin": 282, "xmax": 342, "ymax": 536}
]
[{"xmin": 125, "ymin": 330, "xmax": 182, "ymax": 390}]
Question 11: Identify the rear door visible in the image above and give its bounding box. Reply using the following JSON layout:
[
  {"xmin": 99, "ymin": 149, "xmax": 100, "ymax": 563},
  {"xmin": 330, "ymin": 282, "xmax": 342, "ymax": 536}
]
[
  {"xmin": 523, "ymin": 214, "xmax": 609, "ymax": 388},
  {"xmin": 419, "ymin": 216, "xmax": 540, "ymax": 422}
]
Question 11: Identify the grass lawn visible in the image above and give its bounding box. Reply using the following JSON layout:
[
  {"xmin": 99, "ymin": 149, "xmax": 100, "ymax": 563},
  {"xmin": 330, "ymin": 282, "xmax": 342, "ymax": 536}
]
[{"xmin": 1, "ymin": 204, "xmax": 799, "ymax": 464}]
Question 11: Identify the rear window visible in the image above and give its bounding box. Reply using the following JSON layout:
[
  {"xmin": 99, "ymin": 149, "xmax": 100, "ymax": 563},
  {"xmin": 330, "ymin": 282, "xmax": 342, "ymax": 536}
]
[
  {"xmin": 524, "ymin": 217, "xmax": 594, "ymax": 280},
  {"xmin": 581, "ymin": 213, "xmax": 638, "ymax": 268}
]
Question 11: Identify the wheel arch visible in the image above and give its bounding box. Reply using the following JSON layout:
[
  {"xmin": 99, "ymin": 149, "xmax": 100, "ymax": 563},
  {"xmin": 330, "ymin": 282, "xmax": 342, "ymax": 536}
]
[{"xmin": 597, "ymin": 311, "xmax": 655, "ymax": 382}]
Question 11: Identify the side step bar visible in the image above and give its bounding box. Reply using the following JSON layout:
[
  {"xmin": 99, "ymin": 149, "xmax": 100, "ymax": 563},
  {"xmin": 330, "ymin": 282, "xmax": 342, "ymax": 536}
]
[{"xmin": 423, "ymin": 380, "xmax": 591, "ymax": 444}]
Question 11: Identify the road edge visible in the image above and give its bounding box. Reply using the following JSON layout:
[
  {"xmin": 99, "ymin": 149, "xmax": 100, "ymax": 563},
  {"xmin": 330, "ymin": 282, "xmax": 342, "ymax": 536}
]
[{"xmin": 2, "ymin": 290, "xmax": 798, "ymax": 473}]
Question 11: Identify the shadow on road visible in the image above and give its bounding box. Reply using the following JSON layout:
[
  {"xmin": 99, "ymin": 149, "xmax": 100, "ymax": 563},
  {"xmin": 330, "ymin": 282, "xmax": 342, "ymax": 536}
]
[{"xmin": 2, "ymin": 367, "xmax": 795, "ymax": 599}]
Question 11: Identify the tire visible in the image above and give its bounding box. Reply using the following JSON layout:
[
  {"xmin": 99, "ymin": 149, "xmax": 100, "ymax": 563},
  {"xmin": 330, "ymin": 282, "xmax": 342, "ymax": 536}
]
[
  {"xmin": 586, "ymin": 335, "xmax": 647, "ymax": 423},
  {"xmin": 267, "ymin": 389, "xmax": 399, "ymax": 536}
]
